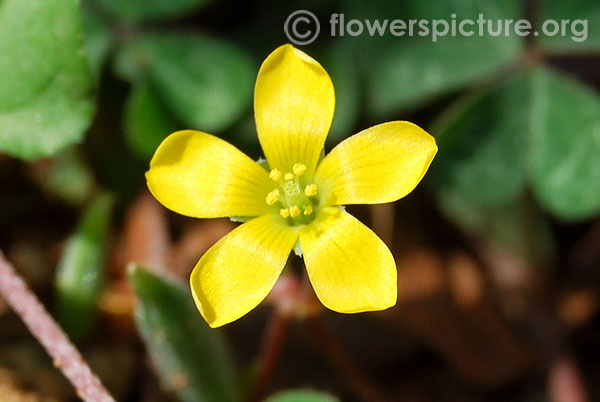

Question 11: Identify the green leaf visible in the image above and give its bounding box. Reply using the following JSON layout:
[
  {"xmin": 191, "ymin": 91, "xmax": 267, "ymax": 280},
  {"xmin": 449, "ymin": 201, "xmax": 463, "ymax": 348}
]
[
  {"xmin": 538, "ymin": 1, "xmax": 600, "ymax": 53},
  {"xmin": 129, "ymin": 266, "xmax": 238, "ymax": 402},
  {"xmin": 56, "ymin": 192, "xmax": 114, "ymax": 341},
  {"xmin": 97, "ymin": 0, "xmax": 210, "ymax": 23},
  {"xmin": 429, "ymin": 73, "xmax": 529, "ymax": 207},
  {"xmin": 38, "ymin": 147, "xmax": 96, "ymax": 206},
  {"xmin": 437, "ymin": 189, "xmax": 555, "ymax": 263},
  {"xmin": 264, "ymin": 390, "xmax": 340, "ymax": 402},
  {"xmin": 80, "ymin": 3, "xmax": 113, "ymax": 80},
  {"xmin": 431, "ymin": 66, "xmax": 600, "ymax": 222},
  {"xmin": 528, "ymin": 68, "xmax": 600, "ymax": 220},
  {"xmin": 345, "ymin": 0, "xmax": 522, "ymax": 117},
  {"xmin": 429, "ymin": 72, "xmax": 555, "ymax": 261},
  {"xmin": 124, "ymin": 82, "xmax": 179, "ymax": 160},
  {"xmin": 318, "ymin": 44, "xmax": 361, "ymax": 147},
  {"xmin": 115, "ymin": 33, "xmax": 254, "ymax": 133},
  {"xmin": 0, "ymin": 0, "xmax": 95, "ymax": 160}
]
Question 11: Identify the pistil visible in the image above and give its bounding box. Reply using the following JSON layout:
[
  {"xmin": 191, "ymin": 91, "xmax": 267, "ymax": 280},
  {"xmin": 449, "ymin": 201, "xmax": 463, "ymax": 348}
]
[{"xmin": 266, "ymin": 162, "xmax": 319, "ymax": 225}]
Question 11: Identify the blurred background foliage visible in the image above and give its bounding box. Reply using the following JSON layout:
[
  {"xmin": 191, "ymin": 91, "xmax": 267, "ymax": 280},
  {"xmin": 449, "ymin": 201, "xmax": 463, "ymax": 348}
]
[{"xmin": 1, "ymin": 0, "xmax": 600, "ymax": 401}]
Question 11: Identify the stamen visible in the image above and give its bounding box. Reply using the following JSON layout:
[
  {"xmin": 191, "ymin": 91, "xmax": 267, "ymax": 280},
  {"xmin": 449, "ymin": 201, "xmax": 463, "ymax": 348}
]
[
  {"xmin": 269, "ymin": 169, "xmax": 282, "ymax": 181},
  {"xmin": 280, "ymin": 208, "xmax": 290, "ymax": 218},
  {"xmin": 289, "ymin": 205, "xmax": 301, "ymax": 218},
  {"xmin": 284, "ymin": 172, "xmax": 294, "ymax": 181},
  {"xmin": 304, "ymin": 184, "xmax": 318, "ymax": 197},
  {"xmin": 304, "ymin": 205, "xmax": 313, "ymax": 215},
  {"xmin": 266, "ymin": 189, "xmax": 280, "ymax": 205},
  {"xmin": 293, "ymin": 163, "xmax": 307, "ymax": 176}
]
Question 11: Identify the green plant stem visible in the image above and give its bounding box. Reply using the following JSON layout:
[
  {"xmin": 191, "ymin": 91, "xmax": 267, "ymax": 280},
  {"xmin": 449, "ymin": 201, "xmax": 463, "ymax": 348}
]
[{"xmin": 0, "ymin": 251, "xmax": 116, "ymax": 402}]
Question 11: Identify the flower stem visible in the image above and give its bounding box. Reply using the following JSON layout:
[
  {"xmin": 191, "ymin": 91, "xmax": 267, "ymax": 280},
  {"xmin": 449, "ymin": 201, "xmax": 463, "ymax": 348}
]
[
  {"xmin": 0, "ymin": 251, "xmax": 116, "ymax": 402},
  {"xmin": 248, "ymin": 310, "xmax": 293, "ymax": 402}
]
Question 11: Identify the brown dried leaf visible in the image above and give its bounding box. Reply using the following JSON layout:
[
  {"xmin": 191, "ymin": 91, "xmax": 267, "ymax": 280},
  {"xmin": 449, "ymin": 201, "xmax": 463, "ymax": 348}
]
[
  {"xmin": 369, "ymin": 203, "xmax": 395, "ymax": 245},
  {"xmin": 0, "ymin": 368, "xmax": 58, "ymax": 402},
  {"xmin": 447, "ymin": 252, "xmax": 485, "ymax": 310},
  {"xmin": 96, "ymin": 279, "xmax": 137, "ymax": 334},
  {"xmin": 396, "ymin": 249, "xmax": 445, "ymax": 303},
  {"xmin": 386, "ymin": 249, "xmax": 535, "ymax": 386},
  {"xmin": 169, "ymin": 219, "xmax": 234, "ymax": 277},
  {"xmin": 557, "ymin": 289, "xmax": 599, "ymax": 328},
  {"xmin": 120, "ymin": 190, "xmax": 170, "ymax": 275}
]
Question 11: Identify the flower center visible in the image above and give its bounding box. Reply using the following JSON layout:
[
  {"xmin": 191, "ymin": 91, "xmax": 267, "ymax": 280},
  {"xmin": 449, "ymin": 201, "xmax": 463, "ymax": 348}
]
[{"xmin": 265, "ymin": 163, "xmax": 318, "ymax": 225}]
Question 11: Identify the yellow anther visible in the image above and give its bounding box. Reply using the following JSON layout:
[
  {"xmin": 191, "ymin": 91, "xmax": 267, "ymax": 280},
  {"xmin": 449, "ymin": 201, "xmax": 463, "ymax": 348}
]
[
  {"xmin": 269, "ymin": 169, "xmax": 282, "ymax": 181},
  {"xmin": 289, "ymin": 205, "xmax": 301, "ymax": 218},
  {"xmin": 304, "ymin": 205, "xmax": 313, "ymax": 215},
  {"xmin": 293, "ymin": 163, "xmax": 307, "ymax": 176},
  {"xmin": 280, "ymin": 208, "xmax": 290, "ymax": 218},
  {"xmin": 284, "ymin": 172, "xmax": 294, "ymax": 181},
  {"xmin": 304, "ymin": 184, "xmax": 318, "ymax": 197},
  {"xmin": 266, "ymin": 189, "xmax": 280, "ymax": 205}
]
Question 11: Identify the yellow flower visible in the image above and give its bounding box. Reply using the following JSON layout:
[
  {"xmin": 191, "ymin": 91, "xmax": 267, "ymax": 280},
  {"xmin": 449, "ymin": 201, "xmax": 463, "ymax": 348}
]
[{"xmin": 146, "ymin": 44, "xmax": 437, "ymax": 327}]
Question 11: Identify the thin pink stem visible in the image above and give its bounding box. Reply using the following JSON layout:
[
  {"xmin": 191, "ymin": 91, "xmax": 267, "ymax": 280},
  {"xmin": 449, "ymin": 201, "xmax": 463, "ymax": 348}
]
[{"xmin": 0, "ymin": 251, "xmax": 116, "ymax": 402}]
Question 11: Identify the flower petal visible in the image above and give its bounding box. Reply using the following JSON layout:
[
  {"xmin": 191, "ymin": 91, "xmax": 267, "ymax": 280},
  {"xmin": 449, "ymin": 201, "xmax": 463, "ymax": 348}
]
[
  {"xmin": 146, "ymin": 130, "xmax": 273, "ymax": 218},
  {"xmin": 300, "ymin": 207, "xmax": 397, "ymax": 313},
  {"xmin": 315, "ymin": 121, "xmax": 437, "ymax": 206},
  {"xmin": 190, "ymin": 214, "xmax": 298, "ymax": 327},
  {"xmin": 254, "ymin": 44, "xmax": 335, "ymax": 176}
]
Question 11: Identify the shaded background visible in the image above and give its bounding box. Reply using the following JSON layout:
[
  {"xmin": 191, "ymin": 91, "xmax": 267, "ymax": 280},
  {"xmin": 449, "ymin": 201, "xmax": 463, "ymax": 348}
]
[{"xmin": 1, "ymin": 0, "xmax": 600, "ymax": 401}]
